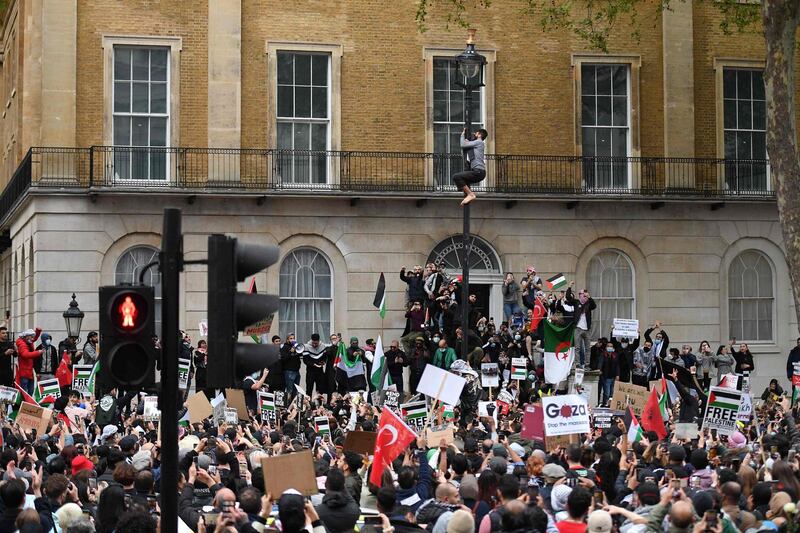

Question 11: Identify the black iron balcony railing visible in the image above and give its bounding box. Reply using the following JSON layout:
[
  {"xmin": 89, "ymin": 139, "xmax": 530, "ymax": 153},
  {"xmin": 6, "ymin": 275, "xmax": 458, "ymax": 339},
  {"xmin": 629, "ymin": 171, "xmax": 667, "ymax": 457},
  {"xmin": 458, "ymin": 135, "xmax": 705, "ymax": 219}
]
[{"xmin": 0, "ymin": 146, "xmax": 776, "ymax": 223}]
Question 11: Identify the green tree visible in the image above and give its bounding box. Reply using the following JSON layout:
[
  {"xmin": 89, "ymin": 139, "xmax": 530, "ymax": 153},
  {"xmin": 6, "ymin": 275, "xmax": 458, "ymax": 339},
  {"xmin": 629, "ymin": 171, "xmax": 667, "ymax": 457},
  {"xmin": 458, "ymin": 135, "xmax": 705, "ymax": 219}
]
[{"xmin": 417, "ymin": 0, "xmax": 800, "ymax": 334}]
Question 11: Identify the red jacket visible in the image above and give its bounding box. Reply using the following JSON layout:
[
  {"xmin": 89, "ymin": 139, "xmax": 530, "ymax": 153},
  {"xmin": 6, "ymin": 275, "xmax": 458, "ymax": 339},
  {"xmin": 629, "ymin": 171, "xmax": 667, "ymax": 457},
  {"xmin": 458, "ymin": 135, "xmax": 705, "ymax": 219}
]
[{"xmin": 15, "ymin": 328, "xmax": 42, "ymax": 380}]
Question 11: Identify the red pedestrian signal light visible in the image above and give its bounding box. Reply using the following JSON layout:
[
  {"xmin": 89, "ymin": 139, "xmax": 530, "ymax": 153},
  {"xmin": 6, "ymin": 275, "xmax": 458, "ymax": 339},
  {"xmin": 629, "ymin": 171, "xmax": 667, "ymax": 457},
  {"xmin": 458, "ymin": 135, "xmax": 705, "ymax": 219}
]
[
  {"xmin": 118, "ymin": 296, "xmax": 138, "ymax": 329},
  {"xmin": 108, "ymin": 291, "xmax": 148, "ymax": 334}
]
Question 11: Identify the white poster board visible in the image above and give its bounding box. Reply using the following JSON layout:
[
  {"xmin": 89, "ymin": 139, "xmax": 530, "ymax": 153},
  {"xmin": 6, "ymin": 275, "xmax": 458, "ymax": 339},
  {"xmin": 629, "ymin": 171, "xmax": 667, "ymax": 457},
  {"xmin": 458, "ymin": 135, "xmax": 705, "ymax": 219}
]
[
  {"xmin": 541, "ymin": 394, "xmax": 590, "ymax": 436},
  {"xmin": 417, "ymin": 365, "xmax": 466, "ymax": 407},
  {"xmin": 143, "ymin": 396, "xmax": 160, "ymax": 422},
  {"xmin": 480, "ymin": 363, "xmax": 499, "ymax": 388},
  {"xmin": 612, "ymin": 318, "xmax": 639, "ymax": 339},
  {"xmin": 178, "ymin": 359, "xmax": 191, "ymax": 390}
]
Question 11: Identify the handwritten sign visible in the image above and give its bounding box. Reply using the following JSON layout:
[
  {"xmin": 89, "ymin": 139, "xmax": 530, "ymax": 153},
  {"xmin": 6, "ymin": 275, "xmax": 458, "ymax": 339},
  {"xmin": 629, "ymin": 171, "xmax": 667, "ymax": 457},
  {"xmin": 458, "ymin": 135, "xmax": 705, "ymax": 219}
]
[
  {"xmin": 610, "ymin": 382, "xmax": 649, "ymax": 416},
  {"xmin": 612, "ymin": 318, "xmax": 639, "ymax": 339},
  {"xmin": 16, "ymin": 402, "xmax": 52, "ymax": 436}
]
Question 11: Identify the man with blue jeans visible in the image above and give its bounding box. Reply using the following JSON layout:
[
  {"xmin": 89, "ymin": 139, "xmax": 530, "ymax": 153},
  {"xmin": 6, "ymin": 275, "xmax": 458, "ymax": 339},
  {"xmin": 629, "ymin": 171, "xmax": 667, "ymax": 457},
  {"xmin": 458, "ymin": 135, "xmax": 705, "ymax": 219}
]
[
  {"xmin": 501, "ymin": 273, "xmax": 523, "ymax": 322},
  {"xmin": 280, "ymin": 333, "xmax": 301, "ymax": 397}
]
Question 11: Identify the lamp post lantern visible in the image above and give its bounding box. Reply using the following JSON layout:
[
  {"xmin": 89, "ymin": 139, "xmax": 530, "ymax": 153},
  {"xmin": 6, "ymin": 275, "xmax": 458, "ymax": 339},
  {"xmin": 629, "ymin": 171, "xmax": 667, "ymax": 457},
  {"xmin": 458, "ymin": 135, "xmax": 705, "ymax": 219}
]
[
  {"xmin": 454, "ymin": 29, "xmax": 486, "ymax": 361},
  {"xmin": 63, "ymin": 293, "xmax": 84, "ymax": 339}
]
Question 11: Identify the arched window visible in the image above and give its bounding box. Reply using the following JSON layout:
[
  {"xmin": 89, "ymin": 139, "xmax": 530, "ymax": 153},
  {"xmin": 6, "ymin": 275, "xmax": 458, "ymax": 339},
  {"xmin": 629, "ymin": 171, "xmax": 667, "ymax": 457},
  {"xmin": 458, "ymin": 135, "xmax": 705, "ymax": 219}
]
[
  {"xmin": 279, "ymin": 248, "xmax": 332, "ymax": 342},
  {"xmin": 728, "ymin": 250, "xmax": 773, "ymax": 341},
  {"xmin": 115, "ymin": 246, "xmax": 161, "ymax": 334},
  {"xmin": 586, "ymin": 250, "xmax": 634, "ymax": 339}
]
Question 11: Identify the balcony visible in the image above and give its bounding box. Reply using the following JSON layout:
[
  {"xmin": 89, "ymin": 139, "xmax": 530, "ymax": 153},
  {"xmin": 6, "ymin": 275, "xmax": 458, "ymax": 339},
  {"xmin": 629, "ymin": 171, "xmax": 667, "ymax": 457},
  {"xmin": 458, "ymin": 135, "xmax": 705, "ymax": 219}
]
[{"xmin": 0, "ymin": 146, "xmax": 776, "ymax": 224}]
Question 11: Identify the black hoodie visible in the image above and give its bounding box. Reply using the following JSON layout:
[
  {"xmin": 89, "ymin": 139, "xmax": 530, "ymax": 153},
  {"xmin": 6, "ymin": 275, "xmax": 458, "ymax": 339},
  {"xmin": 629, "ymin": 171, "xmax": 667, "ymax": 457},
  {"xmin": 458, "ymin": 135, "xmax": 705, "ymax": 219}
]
[{"xmin": 314, "ymin": 490, "xmax": 360, "ymax": 532}]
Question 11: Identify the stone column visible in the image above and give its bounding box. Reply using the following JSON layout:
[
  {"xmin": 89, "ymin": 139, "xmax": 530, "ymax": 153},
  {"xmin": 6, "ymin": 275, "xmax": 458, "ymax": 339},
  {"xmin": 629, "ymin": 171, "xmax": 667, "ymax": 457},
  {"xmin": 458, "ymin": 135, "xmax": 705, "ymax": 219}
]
[
  {"xmin": 208, "ymin": 0, "xmax": 242, "ymax": 183},
  {"xmin": 662, "ymin": 1, "xmax": 695, "ymax": 188}
]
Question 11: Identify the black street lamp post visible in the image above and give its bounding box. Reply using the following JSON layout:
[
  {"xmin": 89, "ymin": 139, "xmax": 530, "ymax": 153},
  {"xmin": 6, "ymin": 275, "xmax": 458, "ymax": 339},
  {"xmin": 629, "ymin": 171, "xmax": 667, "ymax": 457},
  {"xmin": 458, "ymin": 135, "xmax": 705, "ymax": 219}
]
[
  {"xmin": 453, "ymin": 30, "xmax": 486, "ymax": 360},
  {"xmin": 63, "ymin": 293, "xmax": 84, "ymax": 340}
]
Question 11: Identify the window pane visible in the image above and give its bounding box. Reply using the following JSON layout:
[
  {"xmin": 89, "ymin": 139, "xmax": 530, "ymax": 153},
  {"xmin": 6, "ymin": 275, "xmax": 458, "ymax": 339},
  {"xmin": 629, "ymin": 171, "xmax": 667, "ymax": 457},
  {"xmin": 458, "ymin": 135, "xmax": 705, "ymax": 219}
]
[
  {"xmin": 294, "ymin": 86, "xmax": 311, "ymax": 117},
  {"xmin": 311, "ymin": 55, "xmax": 328, "ymax": 86},
  {"xmin": 115, "ymin": 48, "xmax": 131, "ymax": 80},
  {"xmin": 581, "ymin": 65, "xmax": 595, "ymax": 95},
  {"xmin": 311, "ymin": 87, "xmax": 327, "ymax": 118},
  {"xmin": 753, "ymin": 71, "xmax": 765, "ymax": 100},
  {"xmin": 132, "ymin": 82, "xmax": 149, "ymax": 113},
  {"xmin": 132, "ymin": 49, "xmax": 150, "ymax": 81},
  {"xmin": 449, "ymin": 91, "xmax": 463, "ymax": 122},
  {"xmin": 277, "ymin": 86, "xmax": 293, "ymax": 117},
  {"xmin": 737, "ymin": 100, "xmax": 752, "ymax": 129},
  {"xmin": 612, "ymin": 128, "xmax": 628, "ymax": 157},
  {"xmin": 582, "ymin": 96, "xmax": 596, "ymax": 126},
  {"xmin": 294, "ymin": 123, "xmax": 310, "ymax": 149},
  {"xmin": 737, "ymin": 70, "xmax": 751, "ymax": 99},
  {"xmin": 612, "ymin": 96, "xmax": 627, "ymax": 126},
  {"xmin": 612, "ymin": 65, "xmax": 627, "ymax": 95},
  {"xmin": 724, "ymin": 131, "xmax": 737, "ymax": 159},
  {"xmin": 595, "ymin": 128, "xmax": 611, "ymax": 156},
  {"xmin": 151, "ymin": 83, "xmax": 167, "ymax": 114},
  {"xmin": 132, "ymin": 117, "xmax": 149, "ymax": 146},
  {"xmin": 586, "ymin": 250, "xmax": 634, "ymax": 339},
  {"xmin": 724, "ymin": 100, "xmax": 736, "ymax": 129},
  {"xmin": 277, "ymin": 122, "xmax": 293, "ymax": 149},
  {"xmin": 752, "ymin": 132, "xmax": 766, "ymax": 160},
  {"xmin": 113, "ymin": 116, "xmax": 131, "ymax": 145},
  {"xmin": 294, "ymin": 54, "xmax": 311, "ymax": 85},
  {"xmin": 582, "ymin": 128, "xmax": 596, "ymax": 157},
  {"xmin": 434, "ymin": 62, "xmax": 449, "ymax": 90},
  {"xmin": 150, "ymin": 117, "xmax": 167, "ymax": 147},
  {"xmin": 723, "ymin": 69, "xmax": 736, "ymax": 99},
  {"xmin": 151, "ymin": 49, "xmax": 168, "ymax": 81},
  {"xmin": 596, "ymin": 67, "xmax": 611, "ymax": 95},
  {"xmin": 596, "ymin": 96, "xmax": 612, "ymax": 126},
  {"xmin": 277, "ymin": 53, "xmax": 293, "ymax": 84},
  {"xmin": 753, "ymin": 100, "xmax": 766, "ymax": 130},
  {"xmin": 279, "ymin": 250, "xmax": 332, "ymax": 341},
  {"xmin": 311, "ymin": 123, "xmax": 327, "ymax": 151},
  {"xmin": 434, "ymin": 91, "xmax": 448, "ymax": 122},
  {"xmin": 114, "ymin": 82, "xmax": 131, "ymax": 113}
]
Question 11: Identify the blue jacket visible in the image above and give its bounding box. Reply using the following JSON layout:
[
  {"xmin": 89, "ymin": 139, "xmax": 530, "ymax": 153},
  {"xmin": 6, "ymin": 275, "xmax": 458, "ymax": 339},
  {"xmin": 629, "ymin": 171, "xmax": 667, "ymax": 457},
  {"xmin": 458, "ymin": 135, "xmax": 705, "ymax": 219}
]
[{"xmin": 394, "ymin": 450, "xmax": 433, "ymax": 513}]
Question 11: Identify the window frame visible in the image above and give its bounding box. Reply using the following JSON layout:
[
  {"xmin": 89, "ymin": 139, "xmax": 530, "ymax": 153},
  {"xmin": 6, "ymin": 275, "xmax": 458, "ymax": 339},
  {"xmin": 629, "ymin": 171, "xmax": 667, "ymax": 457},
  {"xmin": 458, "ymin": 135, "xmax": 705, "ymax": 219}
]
[
  {"xmin": 278, "ymin": 247, "xmax": 333, "ymax": 342},
  {"xmin": 714, "ymin": 59, "xmax": 772, "ymax": 193},
  {"xmin": 585, "ymin": 249, "xmax": 636, "ymax": 340},
  {"xmin": 114, "ymin": 245, "xmax": 162, "ymax": 335},
  {"xmin": 424, "ymin": 47, "xmax": 496, "ymax": 188},
  {"xmin": 572, "ymin": 54, "xmax": 641, "ymax": 189},
  {"xmin": 727, "ymin": 249, "xmax": 775, "ymax": 343},
  {"xmin": 102, "ymin": 35, "xmax": 182, "ymax": 183},
  {"xmin": 266, "ymin": 42, "xmax": 342, "ymax": 185}
]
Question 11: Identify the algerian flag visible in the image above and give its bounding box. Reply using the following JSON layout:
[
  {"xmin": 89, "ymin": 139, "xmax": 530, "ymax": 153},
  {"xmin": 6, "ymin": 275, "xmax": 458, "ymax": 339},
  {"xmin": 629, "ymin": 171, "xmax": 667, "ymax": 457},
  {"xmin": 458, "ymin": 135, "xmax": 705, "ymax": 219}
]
[
  {"xmin": 545, "ymin": 273, "xmax": 567, "ymax": 290},
  {"xmin": 373, "ymin": 273, "xmax": 387, "ymax": 319},
  {"xmin": 543, "ymin": 320, "xmax": 575, "ymax": 384},
  {"xmin": 626, "ymin": 406, "xmax": 643, "ymax": 442},
  {"xmin": 369, "ymin": 336, "xmax": 392, "ymax": 390}
]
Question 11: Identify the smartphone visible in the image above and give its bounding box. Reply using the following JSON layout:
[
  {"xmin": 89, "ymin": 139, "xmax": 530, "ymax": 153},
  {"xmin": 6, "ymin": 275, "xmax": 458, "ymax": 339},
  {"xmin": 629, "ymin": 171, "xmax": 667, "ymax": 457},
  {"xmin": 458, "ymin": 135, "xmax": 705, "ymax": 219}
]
[
  {"xmin": 363, "ymin": 516, "xmax": 383, "ymax": 525},
  {"xmin": 593, "ymin": 490, "xmax": 604, "ymax": 509},
  {"xmin": 88, "ymin": 477, "xmax": 98, "ymax": 491},
  {"xmin": 208, "ymin": 464, "xmax": 217, "ymax": 476},
  {"xmin": 690, "ymin": 476, "xmax": 700, "ymax": 489},
  {"xmin": 626, "ymin": 450, "xmax": 634, "ymax": 462},
  {"xmin": 203, "ymin": 512, "xmax": 219, "ymax": 526},
  {"xmin": 679, "ymin": 478, "xmax": 688, "ymax": 489},
  {"xmin": 207, "ymin": 437, "xmax": 216, "ymax": 447},
  {"xmin": 147, "ymin": 495, "xmax": 158, "ymax": 513},
  {"xmin": 704, "ymin": 510, "xmax": 718, "ymax": 529}
]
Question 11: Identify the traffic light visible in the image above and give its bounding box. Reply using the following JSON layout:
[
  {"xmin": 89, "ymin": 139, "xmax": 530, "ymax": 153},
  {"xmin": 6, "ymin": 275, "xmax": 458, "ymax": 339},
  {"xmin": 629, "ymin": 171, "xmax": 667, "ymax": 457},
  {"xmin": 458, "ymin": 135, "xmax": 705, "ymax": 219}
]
[
  {"xmin": 206, "ymin": 234, "xmax": 281, "ymax": 388},
  {"xmin": 98, "ymin": 285, "xmax": 157, "ymax": 389}
]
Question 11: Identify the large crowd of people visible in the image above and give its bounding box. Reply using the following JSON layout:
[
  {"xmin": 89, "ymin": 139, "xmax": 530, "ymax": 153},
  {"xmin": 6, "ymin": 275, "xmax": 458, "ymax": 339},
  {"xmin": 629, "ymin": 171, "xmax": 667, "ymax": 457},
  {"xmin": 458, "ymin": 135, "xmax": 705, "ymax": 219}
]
[{"xmin": 0, "ymin": 262, "xmax": 796, "ymax": 533}]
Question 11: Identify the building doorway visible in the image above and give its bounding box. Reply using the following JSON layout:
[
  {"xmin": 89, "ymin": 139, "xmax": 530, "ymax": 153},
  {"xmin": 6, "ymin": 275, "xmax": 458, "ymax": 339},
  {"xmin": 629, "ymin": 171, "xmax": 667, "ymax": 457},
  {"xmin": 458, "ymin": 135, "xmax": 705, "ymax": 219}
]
[{"xmin": 469, "ymin": 283, "xmax": 492, "ymax": 323}]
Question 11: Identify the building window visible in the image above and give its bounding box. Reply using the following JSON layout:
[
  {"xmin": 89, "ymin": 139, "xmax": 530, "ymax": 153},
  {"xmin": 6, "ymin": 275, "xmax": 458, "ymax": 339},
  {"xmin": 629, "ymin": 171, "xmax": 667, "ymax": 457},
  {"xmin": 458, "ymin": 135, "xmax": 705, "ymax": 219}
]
[
  {"xmin": 586, "ymin": 250, "xmax": 634, "ymax": 339},
  {"xmin": 433, "ymin": 58, "xmax": 484, "ymax": 187},
  {"xmin": 581, "ymin": 64, "xmax": 630, "ymax": 190},
  {"xmin": 112, "ymin": 46, "xmax": 169, "ymax": 181},
  {"xmin": 723, "ymin": 68, "xmax": 768, "ymax": 192},
  {"xmin": 728, "ymin": 250, "xmax": 773, "ymax": 341},
  {"xmin": 276, "ymin": 52, "xmax": 330, "ymax": 184},
  {"xmin": 115, "ymin": 246, "xmax": 162, "ymax": 334},
  {"xmin": 279, "ymin": 248, "xmax": 332, "ymax": 342}
]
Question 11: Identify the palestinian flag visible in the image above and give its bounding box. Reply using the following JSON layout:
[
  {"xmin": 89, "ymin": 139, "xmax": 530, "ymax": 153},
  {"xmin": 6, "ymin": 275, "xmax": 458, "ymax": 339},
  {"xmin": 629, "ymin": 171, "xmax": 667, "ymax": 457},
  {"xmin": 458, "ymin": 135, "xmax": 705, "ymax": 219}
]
[
  {"xmin": 400, "ymin": 401, "xmax": 428, "ymax": 425},
  {"xmin": 87, "ymin": 361, "xmax": 100, "ymax": 396},
  {"xmin": 14, "ymin": 382, "xmax": 40, "ymax": 407},
  {"xmin": 373, "ymin": 273, "xmax": 387, "ymax": 319},
  {"xmin": 36, "ymin": 378, "xmax": 60, "ymax": 406},
  {"xmin": 659, "ymin": 378, "xmax": 669, "ymax": 420},
  {"xmin": 545, "ymin": 273, "xmax": 567, "ymax": 290},
  {"xmin": 259, "ymin": 391, "xmax": 275, "ymax": 416},
  {"xmin": 511, "ymin": 362, "xmax": 527, "ymax": 380},
  {"xmin": 314, "ymin": 416, "xmax": 330, "ymax": 435},
  {"xmin": 543, "ymin": 320, "xmax": 575, "ymax": 384},
  {"xmin": 625, "ymin": 406, "xmax": 643, "ymax": 442},
  {"xmin": 369, "ymin": 336, "xmax": 392, "ymax": 390},
  {"xmin": 440, "ymin": 404, "xmax": 456, "ymax": 422},
  {"xmin": 708, "ymin": 388, "xmax": 741, "ymax": 411}
]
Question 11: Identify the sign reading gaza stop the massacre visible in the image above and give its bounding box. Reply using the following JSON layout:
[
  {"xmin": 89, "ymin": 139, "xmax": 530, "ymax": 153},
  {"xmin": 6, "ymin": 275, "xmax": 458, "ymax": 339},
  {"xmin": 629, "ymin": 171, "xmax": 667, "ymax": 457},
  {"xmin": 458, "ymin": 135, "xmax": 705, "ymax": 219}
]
[{"xmin": 541, "ymin": 394, "xmax": 591, "ymax": 437}]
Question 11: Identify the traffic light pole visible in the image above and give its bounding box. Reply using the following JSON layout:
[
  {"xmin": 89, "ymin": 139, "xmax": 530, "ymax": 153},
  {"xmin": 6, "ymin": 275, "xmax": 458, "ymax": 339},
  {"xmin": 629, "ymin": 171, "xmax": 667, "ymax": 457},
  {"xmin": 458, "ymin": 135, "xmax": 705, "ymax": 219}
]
[{"xmin": 159, "ymin": 208, "xmax": 183, "ymax": 533}]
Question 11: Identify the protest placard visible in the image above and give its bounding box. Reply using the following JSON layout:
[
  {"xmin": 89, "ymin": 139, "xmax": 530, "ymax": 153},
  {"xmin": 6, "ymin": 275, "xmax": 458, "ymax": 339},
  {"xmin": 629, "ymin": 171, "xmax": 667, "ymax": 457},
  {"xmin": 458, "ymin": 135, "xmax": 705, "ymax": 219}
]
[
  {"xmin": 71, "ymin": 365, "xmax": 93, "ymax": 394},
  {"xmin": 718, "ymin": 374, "xmax": 740, "ymax": 390},
  {"xmin": 592, "ymin": 408, "xmax": 613, "ymax": 429},
  {"xmin": 481, "ymin": 363, "xmax": 499, "ymax": 388},
  {"xmin": 186, "ymin": 392, "xmax": 213, "ymax": 424},
  {"xmin": 521, "ymin": 403, "xmax": 544, "ymax": 441},
  {"xmin": 343, "ymin": 431, "xmax": 378, "ymax": 455},
  {"xmin": 383, "ymin": 390, "xmax": 400, "ymax": 410},
  {"xmin": 702, "ymin": 386, "xmax": 742, "ymax": 435},
  {"xmin": 224, "ymin": 407, "xmax": 239, "ymax": 424},
  {"xmin": 274, "ymin": 391, "xmax": 285, "ymax": 408},
  {"xmin": 574, "ymin": 368, "xmax": 585, "ymax": 388},
  {"xmin": 314, "ymin": 416, "xmax": 330, "ymax": 435},
  {"xmin": 16, "ymin": 402, "xmax": 52, "ymax": 436},
  {"xmin": 612, "ymin": 318, "xmax": 639, "ymax": 339},
  {"xmin": 542, "ymin": 394, "xmax": 590, "ymax": 436},
  {"xmin": 258, "ymin": 391, "xmax": 276, "ymax": 423},
  {"xmin": 178, "ymin": 359, "xmax": 191, "ymax": 390},
  {"xmin": 261, "ymin": 450, "xmax": 318, "ymax": 497},
  {"xmin": 37, "ymin": 378, "xmax": 60, "ymax": 402},
  {"xmin": 245, "ymin": 313, "xmax": 274, "ymax": 337},
  {"xmin": 610, "ymin": 382, "xmax": 649, "ymax": 415},
  {"xmin": 478, "ymin": 401, "xmax": 499, "ymax": 426},
  {"xmin": 143, "ymin": 396, "xmax": 160, "ymax": 421},
  {"xmin": 738, "ymin": 393, "xmax": 753, "ymax": 423},
  {"xmin": 198, "ymin": 320, "xmax": 208, "ymax": 337},
  {"xmin": 674, "ymin": 422, "xmax": 699, "ymax": 440},
  {"xmin": 511, "ymin": 358, "xmax": 527, "ymax": 380},
  {"xmin": 211, "ymin": 393, "xmax": 227, "ymax": 426},
  {"xmin": 400, "ymin": 400, "xmax": 428, "ymax": 432},
  {"xmin": 225, "ymin": 389, "xmax": 249, "ymax": 421},
  {"xmin": 417, "ymin": 366, "xmax": 466, "ymax": 407},
  {"xmin": 426, "ymin": 424, "xmax": 456, "ymax": 446},
  {"xmin": 545, "ymin": 434, "xmax": 579, "ymax": 449},
  {"xmin": 0, "ymin": 386, "xmax": 17, "ymax": 404}
]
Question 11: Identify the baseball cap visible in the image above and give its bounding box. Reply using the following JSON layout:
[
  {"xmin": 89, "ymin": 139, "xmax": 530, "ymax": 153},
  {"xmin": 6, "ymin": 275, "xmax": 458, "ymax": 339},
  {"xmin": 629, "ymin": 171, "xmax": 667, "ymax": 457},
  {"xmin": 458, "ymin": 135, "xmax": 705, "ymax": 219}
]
[
  {"xmin": 587, "ymin": 510, "xmax": 613, "ymax": 533},
  {"xmin": 101, "ymin": 425, "xmax": 118, "ymax": 441},
  {"xmin": 636, "ymin": 482, "xmax": 660, "ymax": 506},
  {"xmin": 542, "ymin": 463, "xmax": 566, "ymax": 482}
]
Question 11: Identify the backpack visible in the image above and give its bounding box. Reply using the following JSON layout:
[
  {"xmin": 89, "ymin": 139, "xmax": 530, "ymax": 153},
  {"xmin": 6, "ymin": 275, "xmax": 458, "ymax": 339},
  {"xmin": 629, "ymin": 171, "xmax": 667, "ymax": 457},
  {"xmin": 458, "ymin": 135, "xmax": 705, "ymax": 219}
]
[{"xmin": 94, "ymin": 394, "xmax": 118, "ymax": 427}]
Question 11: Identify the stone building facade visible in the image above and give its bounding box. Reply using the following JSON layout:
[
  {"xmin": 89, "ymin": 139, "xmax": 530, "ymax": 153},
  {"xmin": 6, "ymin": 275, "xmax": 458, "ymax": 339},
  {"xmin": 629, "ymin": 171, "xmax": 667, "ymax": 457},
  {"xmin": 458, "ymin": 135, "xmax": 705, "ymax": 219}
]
[{"xmin": 0, "ymin": 0, "xmax": 795, "ymax": 392}]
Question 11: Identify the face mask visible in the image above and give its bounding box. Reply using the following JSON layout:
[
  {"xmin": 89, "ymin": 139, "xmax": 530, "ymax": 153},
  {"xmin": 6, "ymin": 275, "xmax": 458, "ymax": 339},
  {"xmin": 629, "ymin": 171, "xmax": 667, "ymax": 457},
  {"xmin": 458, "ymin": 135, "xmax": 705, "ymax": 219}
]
[
  {"xmin": 606, "ymin": 347, "xmax": 614, "ymax": 353},
  {"xmin": 643, "ymin": 346, "xmax": 651, "ymax": 353},
  {"xmin": 44, "ymin": 339, "xmax": 51, "ymax": 346},
  {"xmin": 433, "ymin": 337, "xmax": 441, "ymax": 343},
  {"xmin": 621, "ymin": 342, "xmax": 629, "ymax": 348}
]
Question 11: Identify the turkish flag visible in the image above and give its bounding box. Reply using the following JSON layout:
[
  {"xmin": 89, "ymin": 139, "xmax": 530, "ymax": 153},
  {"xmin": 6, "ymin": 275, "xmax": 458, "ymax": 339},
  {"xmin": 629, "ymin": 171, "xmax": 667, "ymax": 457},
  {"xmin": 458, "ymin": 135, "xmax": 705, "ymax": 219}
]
[
  {"xmin": 530, "ymin": 297, "xmax": 546, "ymax": 331},
  {"xmin": 55, "ymin": 352, "xmax": 72, "ymax": 388},
  {"xmin": 369, "ymin": 408, "xmax": 417, "ymax": 487},
  {"xmin": 640, "ymin": 387, "xmax": 667, "ymax": 439}
]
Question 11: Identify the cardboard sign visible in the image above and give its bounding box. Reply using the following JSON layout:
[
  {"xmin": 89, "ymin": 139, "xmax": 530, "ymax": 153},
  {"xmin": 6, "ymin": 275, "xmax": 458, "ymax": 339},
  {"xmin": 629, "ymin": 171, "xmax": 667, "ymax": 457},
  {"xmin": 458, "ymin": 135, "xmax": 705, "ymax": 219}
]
[
  {"xmin": 542, "ymin": 394, "xmax": 590, "ymax": 436},
  {"xmin": 592, "ymin": 408, "xmax": 613, "ymax": 429},
  {"xmin": 186, "ymin": 391, "xmax": 213, "ymax": 424},
  {"xmin": 612, "ymin": 318, "xmax": 639, "ymax": 339},
  {"xmin": 417, "ymin": 366, "xmax": 466, "ymax": 407},
  {"xmin": 225, "ymin": 388, "xmax": 249, "ymax": 421},
  {"xmin": 0, "ymin": 386, "xmax": 17, "ymax": 404},
  {"xmin": 16, "ymin": 402, "xmax": 52, "ymax": 436},
  {"xmin": 400, "ymin": 400, "xmax": 428, "ymax": 431},
  {"xmin": 426, "ymin": 424, "xmax": 455, "ymax": 446},
  {"xmin": 245, "ymin": 313, "xmax": 275, "ymax": 337},
  {"xmin": 511, "ymin": 358, "xmax": 527, "ymax": 380},
  {"xmin": 224, "ymin": 407, "xmax": 239, "ymax": 424},
  {"xmin": 702, "ymin": 386, "xmax": 742, "ymax": 435},
  {"xmin": 610, "ymin": 383, "xmax": 649, "ymax": 416},
  {"xmin": 674, "ymin": 422, "xmax": 699, "ymax": 440},
  {"xmin": 481, "ymin": 363, "xmax": 499, "ymax": 388},
  {"xmin": 71, "ymin": 365, "xmax": 93, "ymax": 394},
  {"xmin": 521, "ymin": 403, "xmax": 544, "ymax": 441},
  {"xmin": 343, "ymin": 431, "xmax": 377, "ymax": 455},
  {"xmin": 178, "ymin": 359, "xmax": 191, "ymax": 390},
  {"xmin": 737, "ymin": 393, "xmax": 753, "ymax": 423},
  {"xmin": 261, "ymin": 450, "xmax": 318, "ymax": 497},
  {"xmin": 143, "ymin": 396, "xmax": 160, "ymax": 421},
  {"xmin": 545, "ymin": 433, "xmax": 579, "ymax": 449}
]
